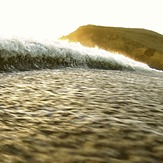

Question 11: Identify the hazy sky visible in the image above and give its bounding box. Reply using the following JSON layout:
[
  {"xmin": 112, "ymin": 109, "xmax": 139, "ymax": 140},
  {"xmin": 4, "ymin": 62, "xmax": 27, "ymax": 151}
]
[{"xmin": 0, "ymin": 0, "xmax": 162, "ymax": 40}]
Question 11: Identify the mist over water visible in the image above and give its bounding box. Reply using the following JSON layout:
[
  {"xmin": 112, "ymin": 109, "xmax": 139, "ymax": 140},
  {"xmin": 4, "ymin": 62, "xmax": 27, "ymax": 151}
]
[{"xmin": 0, "ymin": 38, "xmax": 163, "ymax": 162}]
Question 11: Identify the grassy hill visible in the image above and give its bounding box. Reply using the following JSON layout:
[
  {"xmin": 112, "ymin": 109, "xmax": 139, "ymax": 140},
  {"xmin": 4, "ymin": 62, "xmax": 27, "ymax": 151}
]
[{"xmin": 60, "ymin": 25, "xmax": 163, "ymax": 70}]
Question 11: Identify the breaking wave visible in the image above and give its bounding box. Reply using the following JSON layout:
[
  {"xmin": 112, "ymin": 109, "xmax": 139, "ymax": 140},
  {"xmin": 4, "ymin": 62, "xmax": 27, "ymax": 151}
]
[{"xmin": 0, "ymin": 38, "xmax": 155, "ymax": 72}]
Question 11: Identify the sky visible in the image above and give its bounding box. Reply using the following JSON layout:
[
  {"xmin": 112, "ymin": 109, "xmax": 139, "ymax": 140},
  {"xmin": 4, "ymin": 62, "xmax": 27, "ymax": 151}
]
[{"xmin": 0, "ymin": 0, "xmax": 163, "ymax": 40}]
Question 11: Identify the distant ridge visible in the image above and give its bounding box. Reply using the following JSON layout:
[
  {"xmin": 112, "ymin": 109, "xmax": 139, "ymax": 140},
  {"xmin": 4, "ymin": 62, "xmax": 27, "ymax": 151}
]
[{"xmin": 60, "ymin": 25, "xmax": 163, "ymax": 70}]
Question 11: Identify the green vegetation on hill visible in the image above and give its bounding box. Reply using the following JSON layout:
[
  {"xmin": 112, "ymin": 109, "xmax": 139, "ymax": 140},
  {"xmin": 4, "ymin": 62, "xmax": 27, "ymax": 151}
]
[{"xmin": 60, "ymin": 25, "xmax": 163, "ymax": 70}]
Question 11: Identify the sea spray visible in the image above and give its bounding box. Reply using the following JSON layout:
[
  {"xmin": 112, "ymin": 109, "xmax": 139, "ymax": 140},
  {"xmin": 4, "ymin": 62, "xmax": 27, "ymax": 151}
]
[{"xmin": 0, "ymin": 38, "xmax": 154, "ymax": 72}]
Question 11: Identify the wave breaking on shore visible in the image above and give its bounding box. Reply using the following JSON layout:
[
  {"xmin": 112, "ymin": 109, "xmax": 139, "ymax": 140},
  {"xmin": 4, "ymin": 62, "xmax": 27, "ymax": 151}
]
[{"xmin": 0, "ymin": 38, "xmax": 155, "ymax": 73}]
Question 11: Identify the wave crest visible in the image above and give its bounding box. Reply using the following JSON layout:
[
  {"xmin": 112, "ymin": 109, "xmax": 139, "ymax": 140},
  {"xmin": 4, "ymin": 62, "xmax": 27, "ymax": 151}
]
[{"xmin": 0, "ymin": 38, "xmax": 153, "ymax": 72}]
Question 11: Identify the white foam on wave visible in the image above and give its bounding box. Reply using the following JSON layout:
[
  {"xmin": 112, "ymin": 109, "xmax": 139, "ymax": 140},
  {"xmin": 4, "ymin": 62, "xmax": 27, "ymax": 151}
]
[
  {"xmin": 55, "ymin": 40, "xmax": 153, "ymax": 71},
  {"xmin": 0, "ymin": 38, "xmax": 158, "ymax": 72}
]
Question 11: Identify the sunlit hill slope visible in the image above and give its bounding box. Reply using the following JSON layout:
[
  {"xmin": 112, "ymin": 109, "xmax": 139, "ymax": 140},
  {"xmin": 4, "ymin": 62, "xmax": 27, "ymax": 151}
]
[{"xmin": 60, "ymin": 25, "xmax": 163, "ymax": 70}]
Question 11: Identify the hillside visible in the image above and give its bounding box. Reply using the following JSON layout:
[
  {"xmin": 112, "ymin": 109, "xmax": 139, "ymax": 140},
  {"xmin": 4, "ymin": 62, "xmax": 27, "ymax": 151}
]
[{"xmin": 60, "ymin": 25, "xmax": 163, "ymax": 70}]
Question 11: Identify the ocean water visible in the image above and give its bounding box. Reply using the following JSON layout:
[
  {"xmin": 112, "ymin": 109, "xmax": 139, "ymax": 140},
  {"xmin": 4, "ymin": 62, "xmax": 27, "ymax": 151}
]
[{"xmin": 0, "ymin": 39, "xmax": 163, "ymax": 163}]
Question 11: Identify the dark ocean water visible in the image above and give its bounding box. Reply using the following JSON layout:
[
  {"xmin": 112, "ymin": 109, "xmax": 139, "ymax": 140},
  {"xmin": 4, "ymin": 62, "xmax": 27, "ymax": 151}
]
[{"xmin": 0, "ymin": 39, "xmax": 163, "ymax": 163}]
